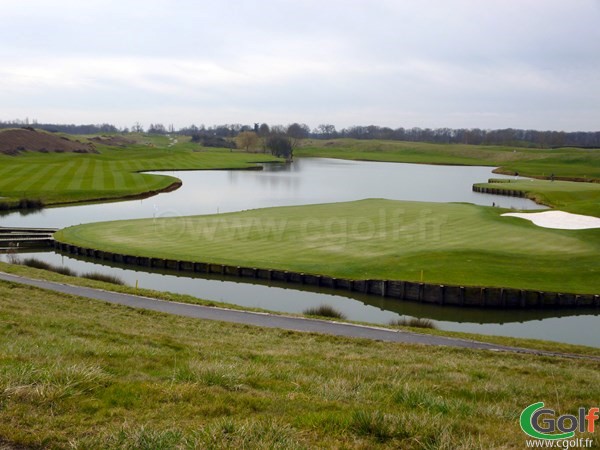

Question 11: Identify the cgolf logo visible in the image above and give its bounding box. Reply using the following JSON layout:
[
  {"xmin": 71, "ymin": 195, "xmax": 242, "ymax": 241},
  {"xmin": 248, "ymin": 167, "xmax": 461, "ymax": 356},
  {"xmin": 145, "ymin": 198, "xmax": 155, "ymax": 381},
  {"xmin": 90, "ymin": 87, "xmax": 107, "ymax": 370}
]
[{"xmin": 520, "ymin": 402, "xmax": 599, "ymax": 440}]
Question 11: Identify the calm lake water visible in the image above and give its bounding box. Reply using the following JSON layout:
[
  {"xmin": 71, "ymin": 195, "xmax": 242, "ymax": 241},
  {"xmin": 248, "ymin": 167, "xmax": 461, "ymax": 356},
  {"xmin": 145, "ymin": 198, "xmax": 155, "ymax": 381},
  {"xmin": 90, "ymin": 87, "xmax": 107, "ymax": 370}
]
[
  {"xmin": 4, "ymin": 158, "xmax": 597, "ymax": 347},
  {"xmin": 1, "ymin": 158, "xmax": 543, "ymax": 229}
]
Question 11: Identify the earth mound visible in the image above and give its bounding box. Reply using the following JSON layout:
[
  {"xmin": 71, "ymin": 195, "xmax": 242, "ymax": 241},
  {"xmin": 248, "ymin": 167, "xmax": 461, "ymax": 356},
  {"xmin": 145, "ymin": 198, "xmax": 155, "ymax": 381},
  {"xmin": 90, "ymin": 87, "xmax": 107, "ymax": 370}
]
[
  {"xmin": 89, "ymin": 135, "xmax": 136, "ymax": 147},
  {"xmin": 0, "ymin": 128, "xmax": 97, "ymax": 155}
]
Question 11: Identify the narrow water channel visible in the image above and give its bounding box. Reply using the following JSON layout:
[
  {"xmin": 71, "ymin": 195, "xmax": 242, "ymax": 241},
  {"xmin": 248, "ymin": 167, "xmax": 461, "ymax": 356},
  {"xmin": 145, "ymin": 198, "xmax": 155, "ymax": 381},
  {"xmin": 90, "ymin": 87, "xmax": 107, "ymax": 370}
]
[{"xmin": 3, "ymin": 158, "xmax": 597, "ymax": 347}]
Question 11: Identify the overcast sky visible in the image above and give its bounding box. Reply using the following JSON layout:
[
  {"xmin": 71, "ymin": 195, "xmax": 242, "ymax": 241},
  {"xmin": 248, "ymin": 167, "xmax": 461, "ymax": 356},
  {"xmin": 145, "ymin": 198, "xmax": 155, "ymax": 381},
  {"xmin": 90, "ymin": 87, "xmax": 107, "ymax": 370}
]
[{"xmin": 1, "ymin": 0, "xmax": 599, "ymax": 131}]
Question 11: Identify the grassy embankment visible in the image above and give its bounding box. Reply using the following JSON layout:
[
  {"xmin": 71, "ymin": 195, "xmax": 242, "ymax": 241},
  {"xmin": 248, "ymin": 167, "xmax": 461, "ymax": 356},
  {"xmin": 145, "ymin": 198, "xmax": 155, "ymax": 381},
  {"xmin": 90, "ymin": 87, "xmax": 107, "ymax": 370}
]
[
  {"xmin": 1, "ymin": 277, "xmax": 599, "ymax": 449},
  {"xmin": 54, "ymin": 199, "xmax": 600, "ymax": 295},
  {"xmin": 0, "ymin": 134, "xmax": 279, "ymax": 207}
]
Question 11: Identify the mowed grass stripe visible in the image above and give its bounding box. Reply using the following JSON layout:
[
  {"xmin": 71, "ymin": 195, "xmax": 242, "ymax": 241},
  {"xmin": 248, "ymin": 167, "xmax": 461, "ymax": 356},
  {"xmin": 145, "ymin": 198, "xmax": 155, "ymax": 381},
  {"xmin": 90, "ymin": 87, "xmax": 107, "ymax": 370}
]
[
  {"xmin": 40, "ymin": 161, "xmax": 78, "ymax": 191},
  {"xmin": 0, "ymin": 163, "xmax": 31, "ymax": 190},
  {"xmin": 0, "ymin": 160, "xmax": 23, "ymax": 179},
  {"xmin": 102, "ymin": 162, "xmax": 117, "ymax": 190},
  {"xmin": 55, "ymin": 199, "xmax": 600, "ymax": 294},
  {"xmin": 66, "ymin": 158, "xmax": 91, "ymax": 190},
  {"xmin": 91, "ymin": 160, "xmax": 106, "ymax": 190},
  {"xmin": 110, "ymin": 162, "xmax": 127, "ymax": 192},
  {"xmin": 9, "ymin": 163, "xmax": 58, "ymax": 191}
]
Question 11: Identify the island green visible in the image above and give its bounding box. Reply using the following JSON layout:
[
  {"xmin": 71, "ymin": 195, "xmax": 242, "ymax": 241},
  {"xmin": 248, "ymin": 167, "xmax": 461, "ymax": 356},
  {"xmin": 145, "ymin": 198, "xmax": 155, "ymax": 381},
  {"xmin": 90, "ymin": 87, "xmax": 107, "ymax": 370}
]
[{"xmin": 54, "ymin": 199, "xmax": 600, "ymax": 295}]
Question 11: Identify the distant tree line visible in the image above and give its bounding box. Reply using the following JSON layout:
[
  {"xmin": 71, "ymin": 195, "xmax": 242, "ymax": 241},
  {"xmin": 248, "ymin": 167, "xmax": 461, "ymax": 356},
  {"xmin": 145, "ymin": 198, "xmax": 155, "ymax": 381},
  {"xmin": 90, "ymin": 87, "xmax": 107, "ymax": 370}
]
[
  {"xmin": 0, "ymin": 119, "xmax": 118, "ymax": 135},
  {"xmin": 2, "ymin": 118, "xmax": 599, "ymax": 148},
  {"xmin": 326, "ymin": 125, "xmax": 600, "ymax": 149},
  {"xmin": 179, "ymin": 122, "xmax": 600, "ymax": 149}
]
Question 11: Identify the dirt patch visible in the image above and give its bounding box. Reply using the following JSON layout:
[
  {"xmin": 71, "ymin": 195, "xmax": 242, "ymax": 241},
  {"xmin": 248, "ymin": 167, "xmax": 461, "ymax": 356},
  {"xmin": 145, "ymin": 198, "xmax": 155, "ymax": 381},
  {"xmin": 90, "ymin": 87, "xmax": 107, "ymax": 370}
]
[
  {"xmin": 0, "ymin": 128, "xmax": 96, "ymax": 155},
  {"xmin": 89, "ymin": 135, "xmax": 136, "ymax": 147}
]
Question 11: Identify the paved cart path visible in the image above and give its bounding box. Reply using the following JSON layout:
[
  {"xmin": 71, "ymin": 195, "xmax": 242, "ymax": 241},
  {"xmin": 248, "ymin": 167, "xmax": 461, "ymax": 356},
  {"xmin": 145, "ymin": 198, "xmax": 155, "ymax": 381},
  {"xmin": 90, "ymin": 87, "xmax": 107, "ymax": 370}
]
[{"xmin": 1, "ymin": 271, "xmax": 598, "ymax": 360}]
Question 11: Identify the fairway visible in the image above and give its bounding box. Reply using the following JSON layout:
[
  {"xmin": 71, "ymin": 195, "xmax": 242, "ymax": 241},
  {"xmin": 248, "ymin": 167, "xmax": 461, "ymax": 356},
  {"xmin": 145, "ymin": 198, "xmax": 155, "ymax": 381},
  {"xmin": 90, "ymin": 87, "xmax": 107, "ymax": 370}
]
[
  {"xmin": 0, "ymin": 137, "xmax": 279, "ymax": 206},
  {"xmin": 54, "ymin": 199, "xmax": 600, "ymax": 295}
]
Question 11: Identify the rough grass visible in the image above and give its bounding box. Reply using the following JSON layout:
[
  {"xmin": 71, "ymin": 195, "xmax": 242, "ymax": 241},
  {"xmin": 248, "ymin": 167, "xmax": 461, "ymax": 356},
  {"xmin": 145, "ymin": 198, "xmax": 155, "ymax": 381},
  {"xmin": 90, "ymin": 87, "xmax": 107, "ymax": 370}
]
[
  {"xmin": 0, "ymin": 135, "xmax": 279, "ymax": 206},
  {"xmin": 54, "ymin": 199, "xmax": 600, "ymax": 295},
  {"xmin": 1, "ymin": 281, "xmax": 599, "ymax": 448}
]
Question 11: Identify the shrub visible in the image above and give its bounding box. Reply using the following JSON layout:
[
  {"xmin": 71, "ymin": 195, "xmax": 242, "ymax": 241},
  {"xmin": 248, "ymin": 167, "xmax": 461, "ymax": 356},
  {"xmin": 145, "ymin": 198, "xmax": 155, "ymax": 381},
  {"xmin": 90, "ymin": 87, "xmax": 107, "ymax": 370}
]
[
  {"xmin": 21, "ymin": 257, "xmax": 52, "ymax": 270},
  {"xmin": 303, "ymin": 304, "xmax": 346, "ymax": 319},
  {"xmin": 17, "ymin": 198, "xmax": 45, "ymax": 209},
  {"xmin": 81, "ymin": 272, "xmax": 125, "ymax": 285},
  {"xmin": 53, "ymin": 266, "xmax": 77, "ymax": 276},
  {"xmin": 19, "ymin": 257, "xmax": 76, "ymax": 277},
  {"xmin": 389, "ymin": 317, "xmax": 437, "ymax": 329}
]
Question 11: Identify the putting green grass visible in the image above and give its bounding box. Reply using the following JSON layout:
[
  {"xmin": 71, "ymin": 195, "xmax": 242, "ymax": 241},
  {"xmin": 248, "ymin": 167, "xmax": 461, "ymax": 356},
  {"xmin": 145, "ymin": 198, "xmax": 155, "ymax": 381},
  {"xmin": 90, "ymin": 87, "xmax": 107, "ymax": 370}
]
[
  {"xmin": 54, "ymin": 199, "xmax": 600, "ymax": 294},
  {"xmin": 1, "ymin": 281, "xmax": 599, "ymax": 448},
  {"xmin": 474, "ymin": 179, "xmax": 600, "ymax": 217},
  {"xmin": 0, "ymin": 137, "xmax": 279, "ymax": 206},
  {"xmin": 297, "ymin": 139, "xmax": 600, "ymax": 181}
]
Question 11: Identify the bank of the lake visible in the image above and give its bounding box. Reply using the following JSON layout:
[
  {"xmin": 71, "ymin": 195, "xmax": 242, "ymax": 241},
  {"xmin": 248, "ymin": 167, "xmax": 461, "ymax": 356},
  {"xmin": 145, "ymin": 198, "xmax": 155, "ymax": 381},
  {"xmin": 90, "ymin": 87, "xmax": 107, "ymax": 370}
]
[{"xmin": 54, "ymin": 199, "xmax": 600, "ymax": 296}]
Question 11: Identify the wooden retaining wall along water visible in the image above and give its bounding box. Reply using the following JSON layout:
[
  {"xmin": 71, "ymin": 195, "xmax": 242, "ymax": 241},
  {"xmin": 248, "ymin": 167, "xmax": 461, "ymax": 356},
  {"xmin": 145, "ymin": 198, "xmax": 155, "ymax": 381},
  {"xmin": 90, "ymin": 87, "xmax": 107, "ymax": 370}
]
[
  {"xmin": 53, "ymin": 241, "xmax": 599, "ymax": 309},
  {"xmin": 472, "ymin": 185, "xmax": 527, "ymax": 197},
  {"xmin": 0, "ymin": 227, "xmax": 57, "ymax": 249}
]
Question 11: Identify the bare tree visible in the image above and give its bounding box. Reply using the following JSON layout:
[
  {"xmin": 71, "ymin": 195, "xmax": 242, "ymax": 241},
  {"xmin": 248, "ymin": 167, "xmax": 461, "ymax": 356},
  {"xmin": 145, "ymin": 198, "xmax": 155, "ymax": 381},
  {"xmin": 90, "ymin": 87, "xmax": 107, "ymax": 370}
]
[
  {"xmin": 317, "ymin": 124, "xmax": 336, "ymax": 138},
  {"xmin": 286, "ymin": 123, "xmax": 310, "ymax": 148},
  {"xmin": 236, "ymin": 131, "xmax": 259, "ymax": 152}
]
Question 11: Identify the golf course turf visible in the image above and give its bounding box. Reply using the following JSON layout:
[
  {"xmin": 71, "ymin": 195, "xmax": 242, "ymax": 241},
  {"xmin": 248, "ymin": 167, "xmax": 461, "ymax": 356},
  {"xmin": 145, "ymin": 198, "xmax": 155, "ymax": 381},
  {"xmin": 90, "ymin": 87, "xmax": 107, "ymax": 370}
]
[{"xmin": 54, "ymin": 199, "xmax": 600, "ymax": 295}]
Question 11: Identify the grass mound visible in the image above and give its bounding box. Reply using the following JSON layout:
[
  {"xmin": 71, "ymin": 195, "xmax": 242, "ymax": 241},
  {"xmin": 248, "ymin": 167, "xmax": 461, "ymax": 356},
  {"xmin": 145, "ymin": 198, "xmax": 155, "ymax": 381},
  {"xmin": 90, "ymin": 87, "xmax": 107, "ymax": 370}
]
[{"xmin": 0, "ymin": 128, "xmax": 96, "ymax": 154}]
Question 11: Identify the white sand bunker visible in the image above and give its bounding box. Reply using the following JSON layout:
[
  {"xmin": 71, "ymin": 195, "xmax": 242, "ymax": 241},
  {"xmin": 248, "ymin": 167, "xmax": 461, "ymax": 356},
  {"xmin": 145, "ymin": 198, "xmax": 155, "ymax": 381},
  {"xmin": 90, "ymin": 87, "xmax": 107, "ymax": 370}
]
[{"xmin": 502, "ymin": 211, "xmax": 600, "ymax": 230}]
